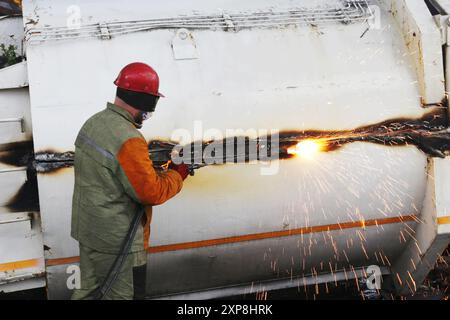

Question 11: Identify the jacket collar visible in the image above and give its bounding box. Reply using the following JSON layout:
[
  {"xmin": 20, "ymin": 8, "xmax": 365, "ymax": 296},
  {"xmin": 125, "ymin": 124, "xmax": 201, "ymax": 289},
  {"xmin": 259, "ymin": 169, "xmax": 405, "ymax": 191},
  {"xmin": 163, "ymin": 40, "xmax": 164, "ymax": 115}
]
[{"xmin": 107, "ymin": 102, "xmax": 142, "ymax": 129}]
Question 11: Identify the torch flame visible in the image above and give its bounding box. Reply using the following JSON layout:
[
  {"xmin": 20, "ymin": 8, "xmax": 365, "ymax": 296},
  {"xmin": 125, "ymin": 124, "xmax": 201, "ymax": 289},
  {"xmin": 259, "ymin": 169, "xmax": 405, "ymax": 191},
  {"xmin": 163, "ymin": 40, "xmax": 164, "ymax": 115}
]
[{"xmin": 288, "ymin": 140, "xmax": 324, "ymax": 159}]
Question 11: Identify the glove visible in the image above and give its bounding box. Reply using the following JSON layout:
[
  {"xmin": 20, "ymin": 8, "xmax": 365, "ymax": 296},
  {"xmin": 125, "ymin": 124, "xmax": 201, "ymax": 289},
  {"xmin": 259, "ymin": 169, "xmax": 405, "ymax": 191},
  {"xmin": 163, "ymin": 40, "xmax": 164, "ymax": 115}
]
[{"xmin": 169, "ymin": 162, "xmax": 189, "ymax": 180}]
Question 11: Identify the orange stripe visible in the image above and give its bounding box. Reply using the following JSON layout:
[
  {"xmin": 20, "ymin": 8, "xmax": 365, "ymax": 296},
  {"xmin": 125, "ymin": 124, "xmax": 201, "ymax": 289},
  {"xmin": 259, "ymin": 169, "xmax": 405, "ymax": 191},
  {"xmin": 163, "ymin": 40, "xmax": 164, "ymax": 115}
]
[
  {"xmin": 46, "ymin": 256, "xmax": 80, "ymax": 267},
  {"xmin": 44, "ymin": 215, "xmax": 417, "ymax": 266},
  {"xmin": 437, "ymin": 216, "xmax": 450, "ymax": 225},
  {"xmin": 0, "ymin": 258, "xmax": 39, "ymax": 272},
  {"xmin": 147, "ymin": 215, "xmax": 417, "ymax": 254}
]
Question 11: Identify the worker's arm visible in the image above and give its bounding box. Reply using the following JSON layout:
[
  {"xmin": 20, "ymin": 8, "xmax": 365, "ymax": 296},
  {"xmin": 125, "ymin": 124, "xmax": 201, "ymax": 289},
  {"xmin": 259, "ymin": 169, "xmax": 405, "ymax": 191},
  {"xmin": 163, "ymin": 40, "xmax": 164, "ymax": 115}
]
[{"xmin": 117, "ymin": 137, "xmax": 183, "ymax": 206}]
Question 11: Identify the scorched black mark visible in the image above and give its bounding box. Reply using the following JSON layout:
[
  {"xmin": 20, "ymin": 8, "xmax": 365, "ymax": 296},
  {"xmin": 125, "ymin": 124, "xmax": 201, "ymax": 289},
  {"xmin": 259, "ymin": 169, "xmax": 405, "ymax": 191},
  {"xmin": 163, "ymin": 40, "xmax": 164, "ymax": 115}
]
[
  {"xmin": 0, "ymin": 108, "xmax": 449, "ymax": 173},
  {"xmin": 33, "ymin": 151, "xmax": 75, "ymax": 173},
  {"xmin": 6, "ymin": 169, "xmax": 40, "ymax": 212},
  {"xmin": 150, "ymin": 108, "xmax": 450, "ymax": 166},
  {"xmin": 0, "ymin": 141, "xmax": 34, "ymax": 168}
]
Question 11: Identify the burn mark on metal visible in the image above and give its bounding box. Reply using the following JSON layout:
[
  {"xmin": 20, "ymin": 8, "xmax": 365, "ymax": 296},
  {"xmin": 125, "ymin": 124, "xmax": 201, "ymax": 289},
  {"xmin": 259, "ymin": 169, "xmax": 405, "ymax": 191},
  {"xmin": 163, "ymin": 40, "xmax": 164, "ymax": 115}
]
[
  {"xmin": 0, "ymin": 109, "xmax": 449, "ymax": 174},
  {"xmin": 0, "ymin": 141, "xmax": 38, "ymax": 211},
  {"xmin": 33, "ymin": 151, "xmax": 74, "ymax": 173},
  {"xmin": 151, "ymin": 108, "xmax": 450, "ymax": 166},
  {"xmin": 0, "ymin": 141, "xmax": 34, "ymax": 167},
  {"xmin": 0, "ymin": 143, "xmax": 74, "ymax": 173},
  {"xmin": 6, "ymin": 169, "xmax": 40, "ymax": 212},
  {"xmin": 278, "ymin": 107, "xmax": 450, "ymax": 159}
]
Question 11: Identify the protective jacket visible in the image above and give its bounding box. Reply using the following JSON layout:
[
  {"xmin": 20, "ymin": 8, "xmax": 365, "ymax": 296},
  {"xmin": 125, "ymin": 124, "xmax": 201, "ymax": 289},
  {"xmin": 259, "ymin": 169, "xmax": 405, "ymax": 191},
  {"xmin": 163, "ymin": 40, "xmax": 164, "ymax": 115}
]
[{"xmin": 71, "ymin": 102, "xmax": 183, "ymax": 254}]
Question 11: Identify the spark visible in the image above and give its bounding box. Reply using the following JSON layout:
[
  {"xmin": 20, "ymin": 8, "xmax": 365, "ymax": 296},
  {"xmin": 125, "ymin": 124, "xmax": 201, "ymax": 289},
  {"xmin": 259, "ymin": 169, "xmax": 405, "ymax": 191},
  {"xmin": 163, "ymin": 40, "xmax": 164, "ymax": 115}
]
[
  {"xmin": 396, "ymin": 273, "xmax": 403, "ymax": 286},
  {"xmin": 288, "ymin": 140, "xmax": 325, "ymax": 159},
  {"xmin": 383, "ymin": 253, "xmax": 392, "ymax": 267}
]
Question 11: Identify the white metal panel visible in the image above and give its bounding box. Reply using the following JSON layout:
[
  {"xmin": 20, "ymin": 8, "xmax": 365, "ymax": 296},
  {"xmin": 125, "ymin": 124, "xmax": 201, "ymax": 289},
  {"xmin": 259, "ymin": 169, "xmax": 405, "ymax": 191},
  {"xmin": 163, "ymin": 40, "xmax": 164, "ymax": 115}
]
[
  {"xmin": 22, "ymin": 0, "xmax": 353, "ymax": 30},
  {"xmin": 0, "ymin": 277, "xmax": 45, "ymax": 293},
  {"xmin": 23, "ymin": 8, "xmax": 427, "ymax": 151},
  {"xmin": 431, "ymin": 158, "xmax": 450, "ymax": 235},
  {"xmin": 151, "ymin": 144, "xmax": 426, "ymax": 246},
  {"xmin": 0, "ymin": 211, "xmax": 31, "ymax": 224},
  {"xmin": 147, "ymin": 222, "xmax": 414, "ymax": 297},
  {"xmin": 0, "ymin": 88, "xmax": 32, "ymax": 145},
  {"xmin": 0, "ymin": 168, "xmax": 27, "ymax": 207},
  {"xmin": 0, "ymin": 61, "xmax": 29, "ymax": 89},
  {"xmin": 383, "ymin": 0, "xmax": 446, "ymax": 105},
  {"xmin": 0, "ymin": 213, "xmax": 45, "ymax": 288},
  {"xmin": 37, "ymin": 169, "xmax": 78, "ymax": 259},
  {"xmin": 0, "ymin": 220, "xmax": 32, "ymax": 262},
  {"xmin": 391, "ymin": 157, "xmax": 450, "ymax": 295}
]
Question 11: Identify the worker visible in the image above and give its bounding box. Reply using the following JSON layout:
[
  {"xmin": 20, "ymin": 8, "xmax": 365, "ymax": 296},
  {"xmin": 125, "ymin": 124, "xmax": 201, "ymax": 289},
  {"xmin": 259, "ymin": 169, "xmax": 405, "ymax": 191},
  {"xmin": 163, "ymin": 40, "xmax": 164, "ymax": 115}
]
[{"xmin": 70, "ymin": 62, "xmax": 189, "ymax": 300}]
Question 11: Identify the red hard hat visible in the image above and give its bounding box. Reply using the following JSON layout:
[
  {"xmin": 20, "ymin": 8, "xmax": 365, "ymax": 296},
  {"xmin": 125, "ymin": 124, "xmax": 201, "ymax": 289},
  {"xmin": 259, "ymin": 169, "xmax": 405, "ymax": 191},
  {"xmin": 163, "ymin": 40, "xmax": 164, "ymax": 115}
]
[{"xmin": 114, "ymin": 62, "xmax": 165, "ymax": 97}]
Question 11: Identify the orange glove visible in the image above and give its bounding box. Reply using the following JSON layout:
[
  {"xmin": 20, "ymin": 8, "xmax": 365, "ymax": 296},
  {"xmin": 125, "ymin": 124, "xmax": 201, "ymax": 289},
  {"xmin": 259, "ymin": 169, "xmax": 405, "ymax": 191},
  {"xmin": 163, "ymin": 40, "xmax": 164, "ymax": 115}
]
[{"xmin": 169, "ymin": 162, "xmax": 190, "ymax": 180}]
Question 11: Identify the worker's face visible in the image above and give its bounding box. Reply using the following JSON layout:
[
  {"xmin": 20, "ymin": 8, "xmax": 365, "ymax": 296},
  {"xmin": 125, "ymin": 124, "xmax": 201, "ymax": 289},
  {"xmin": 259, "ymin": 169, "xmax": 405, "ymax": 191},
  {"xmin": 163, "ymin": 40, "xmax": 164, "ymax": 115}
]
[{"xmin": 135, "ymin": 111, "xmax": 153, "ymax": 125}]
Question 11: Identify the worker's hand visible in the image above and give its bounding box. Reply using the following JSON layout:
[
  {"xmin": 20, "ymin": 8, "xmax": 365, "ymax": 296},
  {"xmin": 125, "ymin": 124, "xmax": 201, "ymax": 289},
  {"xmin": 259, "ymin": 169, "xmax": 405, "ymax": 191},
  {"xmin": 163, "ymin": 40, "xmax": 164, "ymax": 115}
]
[{"xmin": 169, "ymin": 162, "xmax": 190, "ymax": 180}]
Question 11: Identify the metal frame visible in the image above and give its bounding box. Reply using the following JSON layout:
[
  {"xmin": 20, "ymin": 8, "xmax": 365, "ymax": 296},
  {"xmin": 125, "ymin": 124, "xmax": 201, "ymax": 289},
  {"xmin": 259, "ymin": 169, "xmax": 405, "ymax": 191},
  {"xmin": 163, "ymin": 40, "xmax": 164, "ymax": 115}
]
[{"xmin": 153, "ymin": 266, "xmax": 390, "ymax": 300}]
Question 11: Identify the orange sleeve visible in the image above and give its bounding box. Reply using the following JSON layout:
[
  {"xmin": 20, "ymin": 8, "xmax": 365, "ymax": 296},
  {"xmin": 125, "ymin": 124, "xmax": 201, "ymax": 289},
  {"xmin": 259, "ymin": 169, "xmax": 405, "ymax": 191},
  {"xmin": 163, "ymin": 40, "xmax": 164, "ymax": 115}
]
[{"xmin": 117, "ymin": 137, "xmax": 183, "ymax": 206}]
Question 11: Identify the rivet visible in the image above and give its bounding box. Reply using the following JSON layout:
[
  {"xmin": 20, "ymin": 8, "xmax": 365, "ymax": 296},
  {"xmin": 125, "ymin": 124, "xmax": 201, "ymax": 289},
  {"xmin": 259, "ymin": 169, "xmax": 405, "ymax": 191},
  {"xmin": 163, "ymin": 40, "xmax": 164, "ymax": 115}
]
[{"xmin": 179, "ymin": 31, "xmax": 188, "ymax": 40}]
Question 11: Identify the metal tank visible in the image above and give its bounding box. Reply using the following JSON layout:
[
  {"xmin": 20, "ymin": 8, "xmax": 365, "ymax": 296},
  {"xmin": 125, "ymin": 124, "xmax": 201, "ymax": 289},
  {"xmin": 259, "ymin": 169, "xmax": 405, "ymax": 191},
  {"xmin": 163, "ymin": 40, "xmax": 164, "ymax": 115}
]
[{"xmin": 1, "ymin": 0, "xmax": 450, "ymax": 299}]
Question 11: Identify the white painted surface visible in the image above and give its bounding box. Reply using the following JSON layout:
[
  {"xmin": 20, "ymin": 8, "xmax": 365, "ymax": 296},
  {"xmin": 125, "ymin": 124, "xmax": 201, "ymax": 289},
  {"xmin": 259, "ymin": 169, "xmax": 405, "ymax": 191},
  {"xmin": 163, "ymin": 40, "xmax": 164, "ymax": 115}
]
[
  {"xmin": 432, "ymin": 158, "xmax": 450, "ymax": 235},
  {"xmin": 391, "ymin": 157, "xmax": 450, "ymax": 294},
  {"xmin": 0, "ymin": 61, "xmax": 29, "ymax": 89},
  {"xmin": 23, "ymin": 6, "xmax": 426, "ymax": 151},
  {"xmin": 0, "ymin": 213, "xmax": 45, "ymax": 289},
  {"xmin": 36, "ymin": 169, "xmax": 78, "ymax": 260},
  {"xmin": 0, "ymin": 168, "xmax": 27, "ymax": 207},
  {"xmin": 0, "ymin": 88, "xmax": 32, "ymax": 144},
  {"xmin": 383, "ymin": 0, "xmax": 445, "ymax": 105}
]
